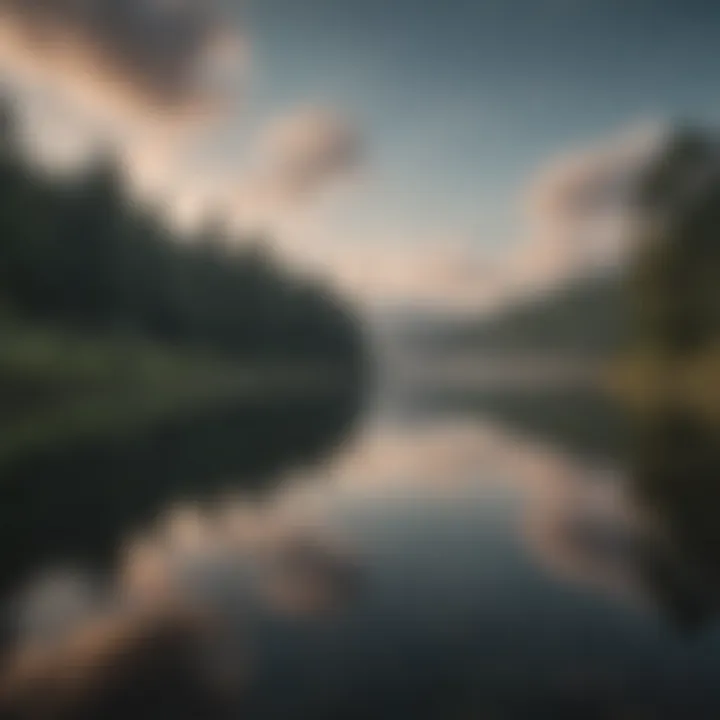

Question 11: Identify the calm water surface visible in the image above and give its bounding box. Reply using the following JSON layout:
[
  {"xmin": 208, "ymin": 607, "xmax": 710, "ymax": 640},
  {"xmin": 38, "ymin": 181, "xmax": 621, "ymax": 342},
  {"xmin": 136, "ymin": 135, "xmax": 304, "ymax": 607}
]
[{"xmin": 3, "ymin": 393, "xmax": 720, "ymax": 719}]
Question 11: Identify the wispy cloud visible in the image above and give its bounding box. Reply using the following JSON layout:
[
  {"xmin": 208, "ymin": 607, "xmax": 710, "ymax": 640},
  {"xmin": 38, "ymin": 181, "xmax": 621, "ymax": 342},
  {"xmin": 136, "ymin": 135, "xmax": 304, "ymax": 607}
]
[
  {"xmin": 0, "ymin": 3, "xmax": 674, "ymax": 310},
  {"xmin": 0, "ymin": 0, "xmax": 244, "ymax": 118},
  {"xmin": 515, "ymin": 121, "xmax": 668, "ymax": 289},
  {"xmin": 231, "ymin": 107, "xmax": 363, "ymax": 229},
  {"xmin": 366, "ymin": 122, "xmax": 668, "ymax": 311}
]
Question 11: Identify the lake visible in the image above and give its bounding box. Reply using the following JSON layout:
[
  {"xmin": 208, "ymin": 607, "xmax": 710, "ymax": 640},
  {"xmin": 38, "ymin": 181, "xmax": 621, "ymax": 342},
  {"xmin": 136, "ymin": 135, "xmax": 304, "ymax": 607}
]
[{"xmin": 2, "ymin": 385, "xmax": 720, "ymax": 719}]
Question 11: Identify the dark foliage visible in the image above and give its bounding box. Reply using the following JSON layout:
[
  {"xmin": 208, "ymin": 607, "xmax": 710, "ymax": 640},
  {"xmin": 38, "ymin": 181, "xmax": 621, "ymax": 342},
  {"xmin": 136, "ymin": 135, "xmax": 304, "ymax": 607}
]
[
  {"xmin": 0, "ymin": 102, "xmax": 363, "ymax": 369},
  {"xmin": 421, "ymin": 272, "xmax": 625, "ymax": 358},
  {"xmin": 629, "ymin": 127, "xmax": 720, "ymax": 355}
]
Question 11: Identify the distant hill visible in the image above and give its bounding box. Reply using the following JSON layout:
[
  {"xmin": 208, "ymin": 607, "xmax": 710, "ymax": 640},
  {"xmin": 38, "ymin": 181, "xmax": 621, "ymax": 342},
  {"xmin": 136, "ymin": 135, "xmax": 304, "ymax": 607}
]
[{"xmin": 405, "ymin": 271, "xmax": 627, "ymax": 360}]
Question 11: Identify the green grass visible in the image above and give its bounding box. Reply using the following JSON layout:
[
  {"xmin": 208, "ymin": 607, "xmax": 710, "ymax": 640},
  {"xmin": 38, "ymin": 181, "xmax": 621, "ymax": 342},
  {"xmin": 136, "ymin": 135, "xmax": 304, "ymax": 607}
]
[{"xmin": 0, "ymin": 319, "xmax": 351, "ymax": 466}]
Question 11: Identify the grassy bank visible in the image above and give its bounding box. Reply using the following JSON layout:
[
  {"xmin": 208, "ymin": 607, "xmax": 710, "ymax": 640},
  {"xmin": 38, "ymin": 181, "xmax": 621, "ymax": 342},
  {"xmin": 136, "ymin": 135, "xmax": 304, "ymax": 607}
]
[{"xmin": 0, "ymin": 320, "xmax": 358, "ymax": 467}]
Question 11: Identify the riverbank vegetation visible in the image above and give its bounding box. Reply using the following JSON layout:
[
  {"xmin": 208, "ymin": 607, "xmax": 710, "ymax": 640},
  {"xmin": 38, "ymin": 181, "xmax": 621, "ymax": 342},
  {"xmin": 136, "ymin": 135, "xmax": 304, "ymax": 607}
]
[
  {"xmin": 0, "ymin": 102, "xmax": 365, "ymax": 461},
  {"xmin": 610, "ymin": 129, "xmax": 720, "ymax": 421}
]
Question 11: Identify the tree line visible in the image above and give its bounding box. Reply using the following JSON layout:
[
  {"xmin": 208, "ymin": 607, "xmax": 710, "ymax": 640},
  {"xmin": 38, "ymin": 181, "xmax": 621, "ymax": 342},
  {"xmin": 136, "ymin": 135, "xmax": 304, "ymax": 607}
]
[
  {"xmin": 0, "ymin": 103, "xmax": 363, "ymax": 368},
  {"xmin": 629, "ymin": 128, "xmax": 720, "ymax": 356}
]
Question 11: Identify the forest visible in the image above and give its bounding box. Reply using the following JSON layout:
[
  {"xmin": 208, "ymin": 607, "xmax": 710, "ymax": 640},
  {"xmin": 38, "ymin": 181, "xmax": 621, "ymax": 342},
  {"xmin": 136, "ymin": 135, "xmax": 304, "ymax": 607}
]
[
  {"xmin": 0, "ymin": 102, "xmax": 365, "ymax": 465},
  {"xmin": 0, "ymin": 103, "xmax": 362, "ymax": 368}
]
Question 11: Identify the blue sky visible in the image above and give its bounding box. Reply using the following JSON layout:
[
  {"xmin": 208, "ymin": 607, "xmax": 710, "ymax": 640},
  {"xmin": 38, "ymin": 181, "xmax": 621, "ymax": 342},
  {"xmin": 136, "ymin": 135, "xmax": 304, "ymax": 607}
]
[{"xmin": 240, "ymin": 0, "xmax": 720, "ymax": 250}]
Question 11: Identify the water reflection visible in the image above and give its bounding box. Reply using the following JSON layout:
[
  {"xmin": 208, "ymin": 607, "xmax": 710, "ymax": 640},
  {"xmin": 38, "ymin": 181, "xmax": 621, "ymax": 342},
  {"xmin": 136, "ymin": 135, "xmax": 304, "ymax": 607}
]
[
  {"xmin": 3, "ymin": 394, "xmax": 720, "ymax": 718},
  {"xmin": 628, "ymin": 414, "xmax": 720, "ymax": 632},
  {"xmin": 1, "ymin": 495, "xmax": 362, "ymax": 719},
  {"xmin": 418, "ymin": 396, "xmax": 720, "ymax": 634},
  {"xmin": 0, "ymin": 393, "xmax": 360, "ymax": 598}
]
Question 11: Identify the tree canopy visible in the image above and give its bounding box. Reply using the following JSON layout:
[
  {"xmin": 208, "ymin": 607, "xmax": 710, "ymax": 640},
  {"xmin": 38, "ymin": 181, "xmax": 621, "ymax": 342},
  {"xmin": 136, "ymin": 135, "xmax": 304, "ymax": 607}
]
[{"xmin": 0, "ymin": 102, "xmax": 363, "ymax": 368}]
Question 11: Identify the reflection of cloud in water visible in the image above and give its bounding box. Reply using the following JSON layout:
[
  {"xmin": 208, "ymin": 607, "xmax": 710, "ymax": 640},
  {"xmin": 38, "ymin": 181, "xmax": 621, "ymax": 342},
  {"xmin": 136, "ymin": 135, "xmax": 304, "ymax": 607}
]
[
  {"xmin": 313, "ymin": 418, "xmax": 654, "ymax": 613},
  {"xmin": 10, "ymin": 570, "xmax": 100, "ymax": 645},
  {"xmin": 0, "ymin": 497, "xmax": 361, "ymax": 719},
  {"xmin": 318, "ymin": 420, "xmax": 505, "ymax": 495},
  {"xmin": 520, "ymin": 461, "xmax": 651, "ymax": 611},
  {"xmin": 0, "ymin": 601, "xmax": 220, "ymax": 720},
  {"xmin": 427, "ymin": 422, "xmax": 654, "ymax": 612},
  {"xmin": 1, "ymin": 417, "xmax": 693, "ymax": 717}
]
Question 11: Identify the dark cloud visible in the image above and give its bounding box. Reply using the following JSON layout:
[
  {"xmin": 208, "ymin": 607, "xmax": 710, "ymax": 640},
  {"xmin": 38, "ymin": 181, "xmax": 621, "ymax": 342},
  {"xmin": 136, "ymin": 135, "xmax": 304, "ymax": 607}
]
[{"xmin": 0, "ymin": 0, "xmax": 242, "ymax": 115}]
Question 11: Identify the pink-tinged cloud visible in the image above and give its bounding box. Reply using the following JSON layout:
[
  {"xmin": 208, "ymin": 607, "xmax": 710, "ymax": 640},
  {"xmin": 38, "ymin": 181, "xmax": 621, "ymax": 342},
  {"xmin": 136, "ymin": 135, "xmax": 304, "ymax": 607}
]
[
  {"xmin": 294, "ymin": 123, "xmax": 670, "ymax": 311},
  {"xmin": 231, "ymin": 108, "xmax": 363, "ymax": 229},
  {"xmin": 257, "ymin": 109, "xmax": 362, "ymax": 202},
  {"xmin": 514, "ymin": 122, "xmax": 668, "ymax": 291},
  {"xmin": 0, "ymin": 0, "xmax": 244, "ymax": 118}
]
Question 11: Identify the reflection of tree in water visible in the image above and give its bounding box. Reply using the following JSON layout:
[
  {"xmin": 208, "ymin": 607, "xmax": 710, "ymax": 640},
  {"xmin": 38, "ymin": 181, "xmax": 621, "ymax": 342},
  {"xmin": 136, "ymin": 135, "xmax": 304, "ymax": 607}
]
[
  {"xmin": 0, "ymin": 391, "xmax": 361, "ymax": 601},
  {"xmin": 629, "ymin": 413, "xmax": 720, "ymax": 633},
  {"xmin": 0, "ymin": 387, "xmax": 364, "ymax": 719},
  {"xmin": 517, "ymin": 406, "xmax": 720, "ymax": 635},
  {"xmin": 410, "ymin": 388, "xmax": 629, "ymax": 464},
  {"xmin": 433, "ymin": 390, "xmax": 720, "ymax": 633}
]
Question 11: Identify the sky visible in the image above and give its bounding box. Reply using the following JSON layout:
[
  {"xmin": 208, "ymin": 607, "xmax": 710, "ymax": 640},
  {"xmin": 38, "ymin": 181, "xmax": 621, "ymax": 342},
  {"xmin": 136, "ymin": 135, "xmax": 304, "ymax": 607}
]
[{"xmin": 1, "ymin": 0, "xmax": 719, "ymax": 311}]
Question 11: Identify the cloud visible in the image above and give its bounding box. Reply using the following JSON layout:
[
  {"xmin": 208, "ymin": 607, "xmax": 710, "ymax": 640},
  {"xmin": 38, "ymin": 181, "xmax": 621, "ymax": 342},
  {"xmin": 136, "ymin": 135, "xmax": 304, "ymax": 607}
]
[
  {"xmin": 0, "ymin": 0, "xmax": 244, "ymax": 119},
  {"xmin": 257, "ymin": 225, "xmax": 504, "ymax": 312},
  {"xmin": 293, "ymin": 122, "xmax": 670, "ymax": 312},
  {"xmin": 257, "ymin": 109, "xmax": 362, "ymax": 203},
  {"xmin": 0, "ymin": 0, "xmax": 368, "ymax": 303},
  {"xmin": 0, "ymin": 3, "xmax": 673, "ymax": 312},
  {"xmin": 232, "ymin": 108, "xmax": 363, "ymax": 229},
  {"xmin": 376, "ymin": 121, "xmax": 670, "ymax": 312},
  {"xmin": 0, "ymin": 0, "xmax": 249, "ymax": 215},
  {"xmin": 333, "ymin": 243, "xmax": 498, "ymax": 309},
  {"xmin": 512, "ymin": 121, "xmax": 668, "ymax": 293}
]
